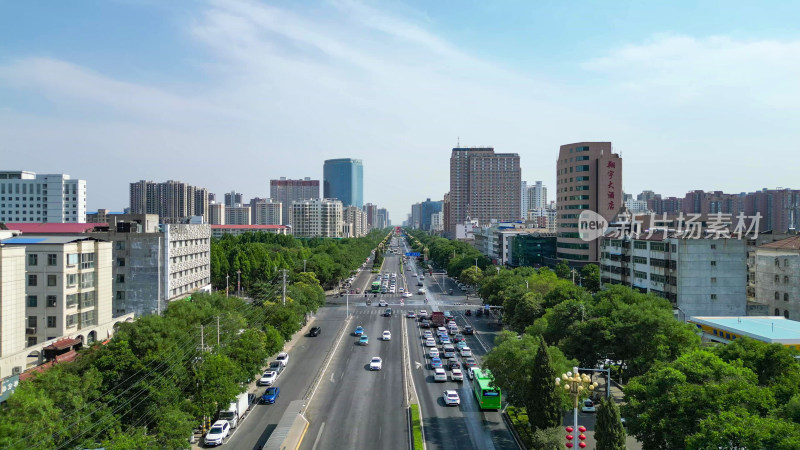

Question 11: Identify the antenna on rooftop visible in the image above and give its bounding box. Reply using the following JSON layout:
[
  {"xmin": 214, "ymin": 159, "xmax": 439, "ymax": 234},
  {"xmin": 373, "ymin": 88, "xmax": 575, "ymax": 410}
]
[{"xmin": 457, "ymin": 136, "xmax": 460, "ymax": 148}]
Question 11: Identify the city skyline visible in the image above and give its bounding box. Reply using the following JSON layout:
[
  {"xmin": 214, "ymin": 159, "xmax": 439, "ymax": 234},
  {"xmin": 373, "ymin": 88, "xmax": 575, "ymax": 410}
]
[{"xmin": 3, "ymin": 1, "xmax": 800, "ymax": 220}]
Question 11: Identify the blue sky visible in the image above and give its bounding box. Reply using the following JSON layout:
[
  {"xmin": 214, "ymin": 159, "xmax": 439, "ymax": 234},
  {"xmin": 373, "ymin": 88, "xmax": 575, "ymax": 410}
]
[{"xmin": 2, "ymin": 0, "xmax": 800, "ymax": 221}]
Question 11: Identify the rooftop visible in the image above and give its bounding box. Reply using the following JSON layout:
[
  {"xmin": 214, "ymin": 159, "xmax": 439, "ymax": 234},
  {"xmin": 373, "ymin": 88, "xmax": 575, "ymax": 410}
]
[
  {"xmin": 759, "ymin": 235, "xmax": 800, "ymax": 251},
  {"xmin": 2, "ymin": 223, "xmax": 107, "ymax": 234},
  {"xmin": 2, "ymin": 235, "xmax": 105, "ymax": 245},
  {"xmin": 689, "ymin": 316, "xmax": 800, "ymax": 345},
  {"xmin": 211, "ymin": 225, "xmax": 289, "ymax": 229}
]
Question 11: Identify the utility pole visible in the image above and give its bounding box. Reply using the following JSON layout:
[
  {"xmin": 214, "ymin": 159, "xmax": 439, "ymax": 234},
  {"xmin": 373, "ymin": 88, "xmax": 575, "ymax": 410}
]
[
  {"xmin": 236, "ymin": 270, "xmax": 241, "ymax": 297},
  {"xmin": 216, "ymin": 316, "xmax": 220, "ymax": 347},
  {"xmin": 199, "ymin": 325, "xmax": 205, "ymax": 352},
  {"xmin": 226, "ymin": 274, "xmax": 229, "ymax": 298},
  {"xmin": 281, "ymin": 269, "xmax": 288, "ymax": 306},
  {"xmin": 303, "ymin": 259, "xmax": 307, "ymax": 272}
]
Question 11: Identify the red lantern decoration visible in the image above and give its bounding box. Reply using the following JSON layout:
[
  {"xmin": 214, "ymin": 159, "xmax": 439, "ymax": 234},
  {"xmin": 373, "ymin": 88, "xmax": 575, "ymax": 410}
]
[
  {"xmin": 579, "ymin": 434, "xmax": 587, "ymax": 440},
  {"xmin": 565, "ymin": 426, "xmax": 574, "ymax": 433},
  {"xmin": 578, "ymin": 426, "xmax": 587, "ymax": 432},
  {"xmin": 566, "ymin": 443, "xmax": 574, "ymax": 448},
  {"xmin": 579, "ymin": 443, "xmax": 587, "ymax": 448},
  {"xmin": 566, "ymin": 434, "xmax": 574, "ymax": 441}
]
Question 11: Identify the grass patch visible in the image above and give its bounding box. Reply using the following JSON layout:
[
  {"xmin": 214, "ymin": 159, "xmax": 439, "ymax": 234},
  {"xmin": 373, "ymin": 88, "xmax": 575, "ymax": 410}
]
[{"xmin": 410, "ymin": 403, "xmax": 424, "ymax": 450}]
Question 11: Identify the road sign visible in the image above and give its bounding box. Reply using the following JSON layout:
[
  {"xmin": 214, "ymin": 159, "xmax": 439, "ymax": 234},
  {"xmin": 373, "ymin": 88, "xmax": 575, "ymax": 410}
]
[{"xmin": 405, "ymin": 252, "xmax": 420, "ymax": 257}]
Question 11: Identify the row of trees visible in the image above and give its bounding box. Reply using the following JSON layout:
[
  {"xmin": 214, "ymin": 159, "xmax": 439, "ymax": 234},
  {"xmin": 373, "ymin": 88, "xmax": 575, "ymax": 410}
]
[
  {"xmin": 0, "ymin": 270, "xmax": 328, "ymax": 449},
  {"xmin": 210, "ymin": 229, "xmax": 386, "ymax": 291},
  {"xmin": 472, "ymin": 262, "xmax": 800, "ymax": 448},
  {"xmin": 405, "ymin": 230, "xmax": 489, "ymax": 279}
]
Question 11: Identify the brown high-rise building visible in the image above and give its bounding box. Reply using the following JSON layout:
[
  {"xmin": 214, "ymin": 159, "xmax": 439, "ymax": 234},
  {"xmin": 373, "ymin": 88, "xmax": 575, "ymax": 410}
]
[
  {"xmin": 555, "ymin": 142, "xmax": 622, "ymax": 264},
  {"xmin": 448, "ymin": 147, "xmax": 521, "ymax": 237},
  {"xmin": 269, "ymin": 177, "xmax": 320, "ymax": 226}
]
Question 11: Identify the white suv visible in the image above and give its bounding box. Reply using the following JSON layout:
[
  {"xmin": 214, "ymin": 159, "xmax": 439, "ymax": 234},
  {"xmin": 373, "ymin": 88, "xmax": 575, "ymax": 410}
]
[{"xmin": 205, "ymin": 420, "xmax": 230, "ymax": 447}]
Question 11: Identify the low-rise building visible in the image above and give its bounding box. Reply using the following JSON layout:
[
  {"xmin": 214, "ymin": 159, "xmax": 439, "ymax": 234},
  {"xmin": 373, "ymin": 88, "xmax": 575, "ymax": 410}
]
[
  {"xmin": 0, "ymin": 233, "xmax": 134, "ymax": 380},
  {"xmin": 600, "ymin": 232, "xmax": 747, "ymax": 318},
  {"xmin": 211, "ymin": 224, "xmax": 291, "ymax": 238},
  {"xmin": 755, "ymin": 235, "xmax": 800, "ymax": 321},
  {"xmin": 688, "ymin": 316, "xmax": 800, "ymax": 351}
]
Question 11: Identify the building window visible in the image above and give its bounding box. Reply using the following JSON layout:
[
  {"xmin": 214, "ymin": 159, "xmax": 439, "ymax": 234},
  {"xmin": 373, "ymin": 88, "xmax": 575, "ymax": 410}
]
[
  {"xmin": 776, "ymin": 275, "xmax": 781, "ymax": 283},
  {"xmin": 117, "ymin": 274, "xmax": 125, "ymax": 283},
  {"xmin": 116, "ymin": 291, "xmax": 125, "ymax": 300},
  {"xmin": 67, "ymin": 253, "xmax": 79, "ymax": 266},
  {"xmin": 775, "ymin": 291, "xmax": 780, "ymax": 300},
  {"xmin": 115, "ymin": 241, "xmax": 126, "ymax": 250},
  {"xmin": 67, "ymin": 273, "xmax": 78, "ymax": 287},
  {"xmin": 634, "ymin": 241, "xmax": 647, "ymax": 250},
  {"xmin": 48, "ymin": 254, "xmax": 57, "ymax": 266},
  {"xmin": 66, "ymin": 314, "xmax": 78, "ymax": 327},
  {"xmin": 27, "ymin": 316, "xmax": 37, "ymax": 328},
  {"xmin": 27, "ymin": 274, "xmax": 37, "ymax": 286},
  {"xmin": 80, "ymin": 253, "xmax": 95, "ymax": 269},
  {"xmin": 117, "ymin": 257, "xmax": 126, "ymax": 267},
  {"xmin": 27, "ymin": 295, "xmax": 38, "ymax": 307},
  {"xmin": 47, "ymin": 274, "xmax": 57, "ymax": 286},
  {"xmin": 47, "ymin": 316, "xmax": 57, "ymax": 328},
  {"xmin": 28, "ymin": 254, "xmax": 38, "ymax": 266},
  {"xmin": 66, "ymin": 294, "xmax": 78, "ymax": 308},
  {"xmin": 711, "ymin": 294, "xmax": 717, "ymax": 300},
  {"xmin": 711, "ymin": 277, "xmax": 717, "ymax": 283},
  {"xmin": 711, "ymin": 244, "xmax": 716, "ymax": 249},
  {"xmin": 710, "ymin": 261, "xmax": 717, "ymax": 266},
  {"xmin": 785, "ymin": 310, "xmax": 790, "ymax": 319},
  {"xmin": 785, "ymin": 293, "xmax": 789, "ymax": 302},
  {"xmin": 47, "ymin": 295, "xmax": 57, "ymax": 307},
  {"xmin": 27, "ymin": 337, "xmax": 37, "ymax": 347},
  {"xmin": 80, "ymin": 272, "xmax": 95, "ymax": 289},
  {"xmin": 785, "ymin": 276, "xmax": 790, "ymax": 284},
  {"xmin": 775, "ymin": 308, "xmax": 781, "ymax": 315},
  {"xmin": 633, "ymin": 256, "xmax": 647, "ymax": 264}
]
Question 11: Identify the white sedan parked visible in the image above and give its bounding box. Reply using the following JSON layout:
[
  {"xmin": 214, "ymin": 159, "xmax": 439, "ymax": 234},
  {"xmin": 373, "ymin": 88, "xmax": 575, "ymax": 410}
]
[{"xmin": 258, "ymin": 371, "xmax": 277, "ymax": 386}]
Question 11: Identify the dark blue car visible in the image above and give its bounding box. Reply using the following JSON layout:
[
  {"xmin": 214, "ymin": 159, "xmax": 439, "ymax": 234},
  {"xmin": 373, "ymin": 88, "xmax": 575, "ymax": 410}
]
[{"xmin": 261, "ymin": 387, "xmax": 280, "ymax": 404}]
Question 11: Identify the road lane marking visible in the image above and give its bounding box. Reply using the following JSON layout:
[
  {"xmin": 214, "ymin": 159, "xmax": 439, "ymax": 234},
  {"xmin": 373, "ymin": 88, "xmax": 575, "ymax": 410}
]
[
  {"xmin": 310, "ymin": 421, "xmax": 326, "ymax": 450},
  {"xmin": 305, "ymin": 315, "xmax": 352, "ymax": 411}
]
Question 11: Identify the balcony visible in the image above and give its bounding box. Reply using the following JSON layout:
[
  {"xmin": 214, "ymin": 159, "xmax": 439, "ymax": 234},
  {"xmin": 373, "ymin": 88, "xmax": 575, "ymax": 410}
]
[{"xmin": 26, "ymin": 327, "xmax": 37, "ymax": 335}]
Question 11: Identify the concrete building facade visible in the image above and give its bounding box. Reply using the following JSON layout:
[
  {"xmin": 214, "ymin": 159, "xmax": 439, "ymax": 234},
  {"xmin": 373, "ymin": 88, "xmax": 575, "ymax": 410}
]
[
  {"xmin": 343, "ymin": 206, "xmax": 369, "ymax": 238},
  {"xmin": 270, "ymin": 177, "xmax": 320, "ymax": 226},
  {"xmin": 556, "ymin": 142, "xmax": 623, "ymax": 264},
  {"xmin": 208, "ymin": 203, "xmax": 225, "ymax": 225},
  {"xmin": 0, "ymin": 171, "xmax": 87, "ymax": 224},
  {"xmin": 528, "ymin": 181, "xmax": 548, "ymax": 211},
  {"xmin": 291, "ymin": 199, "xmax": 343, "ymax": 238},
  {"xmin": 225, "ymin": 205, "xmax": 251, "ymax": 225},
  {"xmin": 129, "ymin": 180, "xmax": 209, "ymax": 224},
  {"xmin": 755, "ymin": 235, "xmax": 800, "ymax": 321},
  {"xmin": 448, "ymin": 147, "xmax": 521, "ymax": 237},
  {"xmin": 600, "ymin": 233, "xmax": 747, "ymax": 318},
  {"xmin": 252, "ymin": 199, "xmax": 282, "ymax": 225}
]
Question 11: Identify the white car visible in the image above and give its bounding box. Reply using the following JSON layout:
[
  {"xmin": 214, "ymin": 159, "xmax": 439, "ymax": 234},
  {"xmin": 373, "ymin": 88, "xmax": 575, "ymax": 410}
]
[
  {"xmin": 276, "ymin": 352, "xmax": 289, "ymax": 366},
  {"xmin": 443, "ymin": 390, "xmax": 461, "ymax": 406},
  {"xmin": 451, "ymin": 368, "xmax": 464, "ymax": 381},
  {"xmin": 433, "ymin": 368, "xmax": 447, "ymax": 382},
  {"xmin": 429, "ymin": 348, "xmax": 440, "ymax": 358},
  {"xmin": 403, "ymin": 292, "xmax": 413, "ymax": 298},
  {"xmin": 460, "ymin": 347, "xmax": 473, "ymax": 357},
  {"xmin": 399, "ymin": 287, "xmax": 405, "ymax": 293},
  {"xmin": 383, "ymin": 330, "xmax": 392, "ymax": 341},
  {"xmin": 425, "ymin": 338, "xmax": 437, "ymax": 347},
  {"xmin": 258, "ymin": 371, "xmax": 278, "ymax": 386},
  {"xmin": 423, "ymin": 330, "xmax": 433, "ymax": 339},
  {"xmin": 370, "ymin": 357, "xmax": 383, "ymax": 371},
  {"xmin": 379, "ymin": 301, "xmax": 388, "ymax": 307},
  {"xmin": 581, "ymin": 399, "xmax": 596, "ymax": 413},
  {"xmin": 419, "ymin": 310, "xmax": 428, "ymax": 317},
  {"xmin": 205, "ymin": 420, "xmax": 230, "ymax": 447},
  {"xmin": 390, "ymin": 287, "xmax": 396, "ymax": 293}
]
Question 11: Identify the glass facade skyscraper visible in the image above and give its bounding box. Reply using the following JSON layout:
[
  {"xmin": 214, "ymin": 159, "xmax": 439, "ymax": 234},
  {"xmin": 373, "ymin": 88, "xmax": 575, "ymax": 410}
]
[{"xmin": 323, "ymin": 158, "xmax": 363, "ymax": 208}]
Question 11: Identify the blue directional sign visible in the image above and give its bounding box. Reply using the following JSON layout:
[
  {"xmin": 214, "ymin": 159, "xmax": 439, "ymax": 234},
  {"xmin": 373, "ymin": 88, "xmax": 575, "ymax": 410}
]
[{"xmin": 405, "ymin": 252, "xmax": 421, "ymax": 257}]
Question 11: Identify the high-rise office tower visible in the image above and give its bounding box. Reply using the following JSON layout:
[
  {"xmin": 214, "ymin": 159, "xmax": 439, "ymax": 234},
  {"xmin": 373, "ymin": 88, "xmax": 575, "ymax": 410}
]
[
  {"xmin": 555, "ymin": 142, "xmax": 622, "ymax": 264},
  {"xmin": 419, "ymin": 198, "xmax": 443, "ymax": 231},
  {"xmin": 129, "ymin": 180, "xmax": 209, "ymax": 224},
  {"xmin": 323, "ymin": 159, "xmax": 363, "ymax": 208},
  {"xmin": 0, "ymin": 171, "xmax": 87, "ymax": 223},
  {"xmin": 448, "ymin": 147, "xmax": 521, "ymax": 237},
  {"xmin": 270, "ymin": 177, "xmax": 320, "ymax": 226}
]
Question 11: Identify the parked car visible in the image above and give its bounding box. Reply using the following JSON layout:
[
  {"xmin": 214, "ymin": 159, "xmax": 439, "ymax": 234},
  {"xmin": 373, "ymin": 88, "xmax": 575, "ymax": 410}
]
[
  {"xmin": 370, "ymin": 357, "xmax": 383, "ymax": 370},
  {"xmin": 443, "ymin": 390, "xmax": 461, "ymax": 406},
  {"xmin": 261, "ymin": 387, "xmax": 280, "ymax": 404},
  {"xmin": 309, "ymin": 326, "xmax": 321, "ymax": 337},
  {"xmin": 268, "ymin": 361, "xmax": 284, "ymax": 374},
  {"xmin": 204, "ymin": 420, "xmax": 230, "ymax": 447},
  {"xmin": 276, "ymin": 352, "xmax": 289, "ymax": 366},
  {"xmin": 258, "ymin": 371, "xmax": 277, "ymax": 386}
]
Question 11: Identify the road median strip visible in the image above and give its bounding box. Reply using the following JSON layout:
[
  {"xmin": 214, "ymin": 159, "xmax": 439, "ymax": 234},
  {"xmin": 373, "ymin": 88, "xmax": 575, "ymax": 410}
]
[{"xmin": 410, "ymin": 404, "xmax": 424, "ymax": 450}]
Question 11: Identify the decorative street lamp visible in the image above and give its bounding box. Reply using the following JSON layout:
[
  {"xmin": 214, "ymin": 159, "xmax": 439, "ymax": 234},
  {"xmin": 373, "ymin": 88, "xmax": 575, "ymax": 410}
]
[{"xmin": 555, "ymin": 367, "xmax": 598, "ymax": 448}]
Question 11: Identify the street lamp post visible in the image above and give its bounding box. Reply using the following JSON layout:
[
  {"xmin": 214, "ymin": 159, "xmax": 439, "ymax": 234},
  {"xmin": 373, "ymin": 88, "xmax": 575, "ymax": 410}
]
[
  {"xmin": 525, "ymin": 280, "xmax": 529, "ymax": 290},
  {"xmin": 495, "ymin": 266, "xmax": 500, "ymax": 276},
  {"xmin": 236, "ymin": 270, "xmax": 241, "ymax": 297},
  {"xmin": 555, "ymin": 367, "xmax": 598, "ymax": 449},
  {"xmin": 303, "ymin": 259, "xmax": 307, "ymax": 272},
  {"xmin": 225, "ymin": 274, "xmax": 229, "ymax": 298},
  {"xmin": 474, "ymin": 258, "xmax": 478, "ymax": 270}
]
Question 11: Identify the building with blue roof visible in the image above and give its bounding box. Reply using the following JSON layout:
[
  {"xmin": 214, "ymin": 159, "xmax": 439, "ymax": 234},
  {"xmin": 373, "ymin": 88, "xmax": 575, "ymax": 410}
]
[{"xmin": 689, "ymin": 316, "xmax": 800, "ymax": 351}]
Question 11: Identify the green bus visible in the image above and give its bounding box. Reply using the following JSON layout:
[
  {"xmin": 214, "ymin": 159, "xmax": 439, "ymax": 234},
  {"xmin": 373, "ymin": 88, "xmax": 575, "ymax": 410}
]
[
  {"xmin": 371, "ymin": 281, "xmax": 381, "ymax": 293},
  {"xmin": 472, "ymin": 368, "xmax": 501, "ymax": 410}
]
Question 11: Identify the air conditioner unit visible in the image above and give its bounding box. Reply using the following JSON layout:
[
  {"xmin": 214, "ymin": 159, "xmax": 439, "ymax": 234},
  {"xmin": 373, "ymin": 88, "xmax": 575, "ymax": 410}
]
[
  {"xmin": 12, "ymin": 366, "xmax": 22, "ymax": 375},
  {"xmin": 26, "ymin": 327, "xmax": 36, "ymax": 335}
]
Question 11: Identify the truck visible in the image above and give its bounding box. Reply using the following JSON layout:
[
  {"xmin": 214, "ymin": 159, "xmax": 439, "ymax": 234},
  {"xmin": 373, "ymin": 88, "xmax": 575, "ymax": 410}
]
[
  {"xmin": 219, "ymin": 392, "xmax": 250, "ymax": 429},
  {"xmin": 431, "ymin": 311, "xmax": 446, "ymax": 327}
]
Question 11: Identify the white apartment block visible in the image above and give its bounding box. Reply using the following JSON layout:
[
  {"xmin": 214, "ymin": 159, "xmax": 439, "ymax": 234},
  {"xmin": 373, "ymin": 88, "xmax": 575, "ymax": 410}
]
[
  {"xmin": 0, "ymin": 171, "xmax": 86, "ymax": 223},
  {"xmin": 225, "ymin": 205, "xmax": 251, "ymax": 225},
  {"xmin": 755, "ymin": 235, "xmax": 800, "ymax": 321},
  {"xmin": 521, "ymin": 181, "xmax": 529, "ymax": 219},
  {"xmin": 208, "ymin": 203, "xmax": 226, "ymax": 225},
  {"xmin": 431, "ymin": 211, "xmax": 444, "ymax": 232},
  {"xmin": 527, "ymin": 208, "xmax": 557, "ymax": 233},
  {"xmin": 528, "ymin": 181, "xmax": 547, "ymax": 210},
  {"xmin": 254, "ymin": 200, "xmax": 282, "ymax": 226},
  {"xmin": 343, "ymin": 206, "xmax": 368, "ymax": 237},
  {"xmin": 291, "ymin": 199, "xmax": 343, "ymax": 238},
  {"xmin": 600, "ymin": 233, "xmax": 747, "ymax": 318},
  {"xmin": 0, "ymin": 233, "xmax": 134, "ymax": 380},
  {"xmin": 624, "ymin": 199, "xmax": 650, "ymax": 213}
]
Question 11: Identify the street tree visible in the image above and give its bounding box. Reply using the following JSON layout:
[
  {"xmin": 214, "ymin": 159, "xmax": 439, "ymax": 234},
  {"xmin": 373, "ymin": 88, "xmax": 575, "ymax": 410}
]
[
  {"xmin": 594, "ymin": 397, "xmax": 626, "ymax": 449},
  {"xmin": 459, "ymin": 265, "xmax": 483, "ymax": 287},
  {"xmin": 554, "ymin": 259, "xmax": 570, "ymax": 279},
  {"xmin": 579, "ymin": 264, "xmax": 601, "ymax": 292},
  {"xmin": 527, "ymin": 337, "xmax": 562, "ymax": 431}
]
